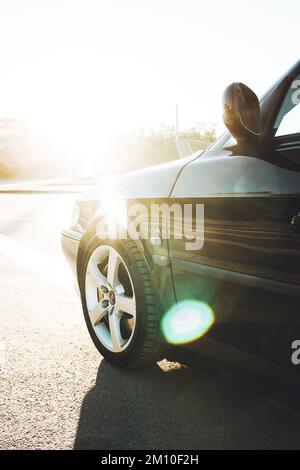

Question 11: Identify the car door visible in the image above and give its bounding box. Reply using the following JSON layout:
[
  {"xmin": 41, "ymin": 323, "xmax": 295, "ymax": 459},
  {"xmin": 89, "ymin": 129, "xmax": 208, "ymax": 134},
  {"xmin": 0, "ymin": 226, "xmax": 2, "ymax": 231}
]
[{"xmin": 168, "ymin": 82, "xmax": 300, "ymax": 370}]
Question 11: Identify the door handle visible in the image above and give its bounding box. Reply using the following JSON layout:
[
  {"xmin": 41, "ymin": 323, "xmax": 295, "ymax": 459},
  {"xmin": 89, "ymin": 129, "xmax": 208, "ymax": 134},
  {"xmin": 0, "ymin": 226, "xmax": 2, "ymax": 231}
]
[{"xmin": 291, "ymin": 212, "xmax": 300, "ymax": 233}]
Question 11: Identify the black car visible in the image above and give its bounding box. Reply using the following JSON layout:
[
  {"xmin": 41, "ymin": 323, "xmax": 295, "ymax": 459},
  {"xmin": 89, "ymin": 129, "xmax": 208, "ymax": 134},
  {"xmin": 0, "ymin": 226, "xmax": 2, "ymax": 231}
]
[{"xmin": 62, "ymin": 60, "xmax": 300, "ymax": 384}]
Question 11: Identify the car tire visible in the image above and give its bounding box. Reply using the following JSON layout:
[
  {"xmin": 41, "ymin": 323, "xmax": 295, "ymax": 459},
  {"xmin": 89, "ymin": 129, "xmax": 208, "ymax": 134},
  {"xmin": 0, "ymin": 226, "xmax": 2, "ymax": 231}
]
[{"xmin": 78, "ymin": 236, "xmax": 165, "ymax": 368}]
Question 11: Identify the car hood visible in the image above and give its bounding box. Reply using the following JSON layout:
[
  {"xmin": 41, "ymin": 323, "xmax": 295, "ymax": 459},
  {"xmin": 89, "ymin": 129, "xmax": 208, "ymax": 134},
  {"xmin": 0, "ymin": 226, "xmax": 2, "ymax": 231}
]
[{"xmin": 81, "ymin": 152, "xmax": 201, "ymax": 201}]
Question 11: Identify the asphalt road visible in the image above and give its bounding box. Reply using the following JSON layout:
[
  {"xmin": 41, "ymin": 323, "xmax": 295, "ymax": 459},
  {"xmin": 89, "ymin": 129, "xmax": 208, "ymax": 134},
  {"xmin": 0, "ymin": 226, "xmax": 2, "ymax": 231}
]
[{"xmin": 1, "ymin": 192, "xmax": 300, "ymax": 450}]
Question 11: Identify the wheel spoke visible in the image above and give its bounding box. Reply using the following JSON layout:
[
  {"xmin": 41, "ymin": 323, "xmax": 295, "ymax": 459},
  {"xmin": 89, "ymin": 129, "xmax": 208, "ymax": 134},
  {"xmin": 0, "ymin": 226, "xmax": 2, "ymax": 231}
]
[
  {"xmin": 88, "ymin": 260, "xmax": 107, "ymax": 286},
  {"xmin": 108, "ymin": 309, "xmax": 123, "ymax": 352},
  {"xmin": 115, "ymin": 283, "xmax": 125, "ymax": 296},
  {"xmin": 115, "ymin": 294, "xmax": 136, "ymax": 316},
  {"xmin": 107, "ymin": 249, "xmax": 120, "ymax": 288},
  {"xmin": 89, "ymin": 302, "xmax": 108, "ymax": 325}
]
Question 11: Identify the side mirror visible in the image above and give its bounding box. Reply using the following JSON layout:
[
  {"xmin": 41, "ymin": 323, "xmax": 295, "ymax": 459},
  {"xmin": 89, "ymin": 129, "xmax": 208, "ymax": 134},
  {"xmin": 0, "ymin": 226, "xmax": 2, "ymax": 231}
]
[{"xmin": 222, "ymin": 82, "xmax": 261, "ymax": 143}]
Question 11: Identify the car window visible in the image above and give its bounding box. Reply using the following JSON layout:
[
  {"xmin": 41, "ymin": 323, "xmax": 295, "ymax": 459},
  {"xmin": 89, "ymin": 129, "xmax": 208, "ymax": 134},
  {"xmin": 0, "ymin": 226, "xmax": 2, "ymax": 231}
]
[{"xmin": 274, "ymin": 74, "xmax": 300, "ymax": 137}]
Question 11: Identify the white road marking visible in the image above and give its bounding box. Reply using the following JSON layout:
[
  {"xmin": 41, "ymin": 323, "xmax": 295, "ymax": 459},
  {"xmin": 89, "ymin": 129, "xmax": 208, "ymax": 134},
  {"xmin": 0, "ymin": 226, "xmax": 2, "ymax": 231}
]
[
  {"xmin": 0, "ymin": 233, "xmax": 74, "ymax": 292},
  {"xmin": 0, "ymin": 218, "xmax": 63, "ymax": 222}
]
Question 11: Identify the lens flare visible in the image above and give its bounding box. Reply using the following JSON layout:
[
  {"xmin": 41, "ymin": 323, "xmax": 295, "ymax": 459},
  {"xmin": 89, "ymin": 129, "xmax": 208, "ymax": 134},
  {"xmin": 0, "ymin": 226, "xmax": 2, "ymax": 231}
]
[{"xmin": 161, "ymin": 300, "xmax": 214, "ymax": 345}]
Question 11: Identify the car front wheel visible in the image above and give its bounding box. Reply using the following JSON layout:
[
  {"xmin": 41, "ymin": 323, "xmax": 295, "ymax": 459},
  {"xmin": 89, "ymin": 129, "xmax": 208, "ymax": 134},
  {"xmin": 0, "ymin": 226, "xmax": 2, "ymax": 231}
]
[{"xmin": 79, "ymin": 237, "xmax": 165, "ymax": 368}]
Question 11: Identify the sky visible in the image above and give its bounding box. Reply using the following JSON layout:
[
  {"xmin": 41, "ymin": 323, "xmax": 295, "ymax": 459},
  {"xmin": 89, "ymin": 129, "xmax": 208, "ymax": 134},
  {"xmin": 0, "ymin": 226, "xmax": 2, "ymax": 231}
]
[{"xmin": 0, "ymin": 0, "xmax": 299, "ymax": 164}]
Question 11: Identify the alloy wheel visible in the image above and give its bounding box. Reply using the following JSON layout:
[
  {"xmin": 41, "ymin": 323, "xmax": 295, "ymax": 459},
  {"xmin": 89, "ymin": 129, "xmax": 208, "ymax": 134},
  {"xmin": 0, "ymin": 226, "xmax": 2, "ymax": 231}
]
[{"xmin": 85, "ymin": 245, "xmax": 136, "ymax": 353}]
